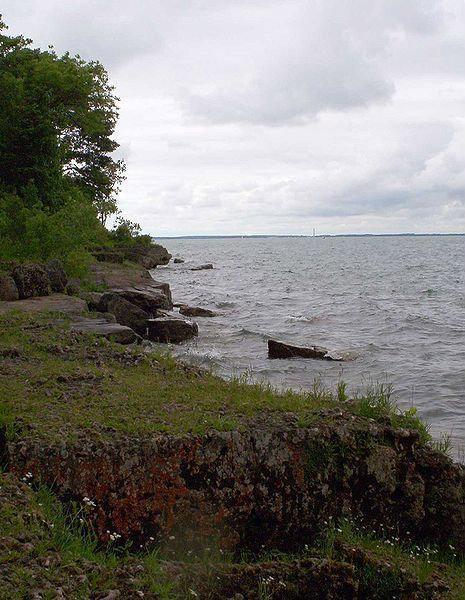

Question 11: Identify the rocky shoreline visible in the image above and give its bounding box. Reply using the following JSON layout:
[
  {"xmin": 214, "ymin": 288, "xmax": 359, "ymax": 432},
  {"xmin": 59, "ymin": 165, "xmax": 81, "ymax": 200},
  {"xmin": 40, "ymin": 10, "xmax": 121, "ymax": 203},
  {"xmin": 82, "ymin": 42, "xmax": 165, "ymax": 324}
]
[{"xmin": 1, "ymin": 245, "xmax": 465, "ymax": 598}]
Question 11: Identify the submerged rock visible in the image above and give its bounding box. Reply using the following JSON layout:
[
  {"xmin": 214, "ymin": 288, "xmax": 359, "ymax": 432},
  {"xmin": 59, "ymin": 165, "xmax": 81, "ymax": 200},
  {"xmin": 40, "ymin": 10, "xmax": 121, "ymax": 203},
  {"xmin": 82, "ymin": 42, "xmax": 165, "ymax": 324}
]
[
  {"xmin": 191, "ymin": 263, "xmax": 214, "ymax": 271},
  {"xmin": 173, "ymin": 258, "xmax": 185, "ymax": 264},
  {"xmin": 0, "ymin": 273, "xmax": 19, "ymax": 301},
  {"xmin": 268, "ymin": 339, "xmax": 342, "ymax": 361},
  {"xmin": 147, "ymin": 316, "xmax": 198, "ymax": 343},
  {"xmin": 179, "ymin": 305, "xmax": 217, "ymax": 317},
  {"xmin": 11, "ymin": 264, "xmax": 51, "ymax": 299}
]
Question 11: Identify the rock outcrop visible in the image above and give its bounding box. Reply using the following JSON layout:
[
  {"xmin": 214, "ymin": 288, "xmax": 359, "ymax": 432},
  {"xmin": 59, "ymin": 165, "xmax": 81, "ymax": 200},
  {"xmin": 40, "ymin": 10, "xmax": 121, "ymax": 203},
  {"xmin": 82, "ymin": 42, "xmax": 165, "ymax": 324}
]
[
  {"xmin": 147, "ymin": 316, "xmax": 199, "ymax": 343},
  {"xmin": 123, "ymin": 242, "xmax": 172, "ymax": 269},
  {"xmin": 11, "ymin": 264, "xmax": 51, "ymax": 299},
  {"xmin": 93, "ymin": 243, "xmax": 172, "ymax": 269},
  {"xmin": 98, "ymin": 287, "xmax": 172, "ymax": 315},
  {"xmin": 7, "ymin": 413, "xmax": 465, "ymax": 556},
  {"xmin": 106, "ymin": 295, "xmax": 150, "ymax": 337},
  {"xmin": 0, "ymin": 273, "xmax": 19, "ymax": 301},
  {"xmin": 179, "ymin": 305, "xmax": 217, "ymax": 317},
  {"xmin": 268, "ymin": 339, "xmax": 342, "ymax": 361}
]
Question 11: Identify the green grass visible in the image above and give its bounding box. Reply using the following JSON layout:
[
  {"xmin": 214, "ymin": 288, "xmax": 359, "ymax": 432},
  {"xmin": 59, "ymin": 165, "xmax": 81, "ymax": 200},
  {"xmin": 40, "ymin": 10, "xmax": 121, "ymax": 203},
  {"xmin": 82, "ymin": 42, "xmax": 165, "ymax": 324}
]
[
  {"xmin": 314, "ymin": 518, "xmax": 465, "ymax": 599},
  {"xmin": 0, "ymin": 310, "xmax": 437, "ymax": 448}
]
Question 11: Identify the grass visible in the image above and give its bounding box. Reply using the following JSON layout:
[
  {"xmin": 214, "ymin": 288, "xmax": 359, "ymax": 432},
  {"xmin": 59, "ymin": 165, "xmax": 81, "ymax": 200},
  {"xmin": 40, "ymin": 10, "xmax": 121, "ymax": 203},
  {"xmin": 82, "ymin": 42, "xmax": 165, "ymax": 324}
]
[
  {"xmin": 0, "ymin": 470, "xmax": 178, "ymax": 598},
  {"xmin": 313, "ymin": 518, "xmax": 465, "ymax": 599},
  {"xmin": 0, "ymin": 310, "xmax": 436, "ymax": 446}
]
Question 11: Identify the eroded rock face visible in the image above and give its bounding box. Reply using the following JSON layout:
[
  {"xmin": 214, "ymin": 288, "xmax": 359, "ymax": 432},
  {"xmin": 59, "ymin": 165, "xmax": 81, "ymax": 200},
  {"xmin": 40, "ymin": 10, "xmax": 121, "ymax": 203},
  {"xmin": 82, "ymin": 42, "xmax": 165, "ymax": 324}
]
[
  {"xmin": 147, "ymin": 316, "xmax": 198, "ymax": 343},
  {"xmin": 45, "ymin": 259, "xmax": 68, "ymax": 293},
  {"xmin": 106, "ymin": 296, "xmax": 150, "ymax": 337},
  {"xmin": 123, "ymin": 243, "xmax": 172, "ymax": 269},
  {"xmin": 7, "ymin": 414, "xmax": 465, "ymax": 556},
  {"xmin": 11, "ymin": 264, "xmax": 51, "ymax": 299},
  {"xmin": 0, "ymin": 273, "xmax": 19, "ymax": 301}
]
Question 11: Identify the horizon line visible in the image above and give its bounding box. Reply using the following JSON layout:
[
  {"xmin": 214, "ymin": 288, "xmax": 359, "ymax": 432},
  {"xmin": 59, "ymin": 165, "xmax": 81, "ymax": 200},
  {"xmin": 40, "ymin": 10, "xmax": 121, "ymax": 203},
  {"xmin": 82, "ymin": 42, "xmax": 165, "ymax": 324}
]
[{"xmin": 154, "ymin": 232, "xmax": 465, "ymax": 239}]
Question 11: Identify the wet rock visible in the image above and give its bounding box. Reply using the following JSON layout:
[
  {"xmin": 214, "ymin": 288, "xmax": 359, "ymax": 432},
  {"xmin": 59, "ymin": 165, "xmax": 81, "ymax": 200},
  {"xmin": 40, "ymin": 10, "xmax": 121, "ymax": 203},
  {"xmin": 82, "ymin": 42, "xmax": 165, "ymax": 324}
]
[
  {"xmin": 179, "ymin": 305, "xmax": 217, "ymax": 318},
  {"xmin": 268, "ymin": 339, "xmax": 342, "ymax": 361},
  {"xmin": 147, "ymin": 316, "xmax": 198, "ymax": 343},
  {"xmin": 98, "ymin": 287, "xmax": 172, "ymax": 315},
  {"xmin": 11, "ymin": 264, "xmax": 51, "ymax": 299},
  {"xmin": 106, "ymin": 296, "xmax": 150, "ymax": 337},
  {"xmin": 191, "ymin": 263, "xmax": 214, "ymax": 271},
  {"xmin": 0, "ymin": 273, "xmax": 19, "ymax": 301},
  {"xmin": 45, "ymin": 259, "xmax": 68, "ymax": 293},
  {"xmin": 173, "ymin": 258, "xmax": 185, "ymax": 264},
  {"xmin": 70, "ymin": 318, "xmax": 140, "ymax": 345}
]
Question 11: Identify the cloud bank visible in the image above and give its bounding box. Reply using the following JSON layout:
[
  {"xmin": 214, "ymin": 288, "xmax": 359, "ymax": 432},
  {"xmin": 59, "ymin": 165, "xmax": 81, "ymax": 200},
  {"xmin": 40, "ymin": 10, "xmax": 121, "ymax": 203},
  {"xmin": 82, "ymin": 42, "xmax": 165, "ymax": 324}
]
[{"xmin": 2, "ymin": 0, "xmax": 465, "ymax": 234}]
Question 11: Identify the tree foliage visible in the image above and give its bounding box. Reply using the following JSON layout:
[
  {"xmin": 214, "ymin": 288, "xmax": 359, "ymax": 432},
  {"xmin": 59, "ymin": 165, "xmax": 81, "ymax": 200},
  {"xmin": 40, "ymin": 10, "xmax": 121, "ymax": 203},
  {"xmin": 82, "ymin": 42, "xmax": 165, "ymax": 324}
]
[{"xmin": 0, "ymin": 17, "xmax": 124, "ymax": 222}]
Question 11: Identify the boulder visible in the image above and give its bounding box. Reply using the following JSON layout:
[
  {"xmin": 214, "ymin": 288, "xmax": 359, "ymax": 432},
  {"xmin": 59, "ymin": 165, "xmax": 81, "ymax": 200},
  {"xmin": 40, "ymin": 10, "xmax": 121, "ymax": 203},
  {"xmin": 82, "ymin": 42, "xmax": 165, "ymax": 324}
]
[
  {"xmin": 98, "ymin": 287, "xmax": 172, "ymax": 315},
  {"xmin": 45, "ymin": 259, "xmax": 68, "ymax": 293},
  {"xmin": 147, "ymin": 317, "xmax": 198, "ymax": 343},
  {"xmin": 0, "ymin": 273, "xmax": 19, "ymax": 301},
  {"xmin": 106, "ymin": 296, "xmax": 150, "ymax": 337},
  {"xmin": 173, "ymin": 258, "xmax": 185, "ymax": 264},
  {"xmin": 11, "ymin": 264, "xmax": 51, "ymax": 299},
  {"xmin": 179, "ymin": 305, "xmax": 217, "ymax": 318},
  {"xmin": 191, "ymin": 263, "xmax": 213, "ymax": 271},
  {"xmin": 268, "ymin": 339, "xmax": 342, "ymax": 361},
  {"xmin": 71, "ymin": 318, "xmax": 140, "ymax": 345}
]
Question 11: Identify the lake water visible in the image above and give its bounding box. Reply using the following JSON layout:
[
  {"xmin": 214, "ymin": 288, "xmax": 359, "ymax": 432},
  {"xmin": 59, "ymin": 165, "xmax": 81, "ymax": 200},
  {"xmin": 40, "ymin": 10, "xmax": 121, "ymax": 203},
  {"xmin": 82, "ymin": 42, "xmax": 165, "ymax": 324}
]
[{"xmin": 155, "ymin": 236, "xmax": 465, "ymax": 456}]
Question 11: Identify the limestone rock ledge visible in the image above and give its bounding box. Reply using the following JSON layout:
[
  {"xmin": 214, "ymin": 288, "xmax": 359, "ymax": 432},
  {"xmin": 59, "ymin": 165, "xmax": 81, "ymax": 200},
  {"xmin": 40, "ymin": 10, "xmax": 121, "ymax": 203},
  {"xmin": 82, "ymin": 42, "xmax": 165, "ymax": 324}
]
[{"xmin": 5, "ymin": 412, "xmax": 464, "ymax": 556}]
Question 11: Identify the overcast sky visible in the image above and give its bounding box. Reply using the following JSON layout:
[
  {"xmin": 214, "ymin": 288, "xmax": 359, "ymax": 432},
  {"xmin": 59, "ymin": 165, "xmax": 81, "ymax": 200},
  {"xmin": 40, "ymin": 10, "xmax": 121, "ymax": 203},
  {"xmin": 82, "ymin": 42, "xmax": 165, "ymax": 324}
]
[{"xmin": 3, "ymin": 1, "xmax": 465, "ymax": 235}]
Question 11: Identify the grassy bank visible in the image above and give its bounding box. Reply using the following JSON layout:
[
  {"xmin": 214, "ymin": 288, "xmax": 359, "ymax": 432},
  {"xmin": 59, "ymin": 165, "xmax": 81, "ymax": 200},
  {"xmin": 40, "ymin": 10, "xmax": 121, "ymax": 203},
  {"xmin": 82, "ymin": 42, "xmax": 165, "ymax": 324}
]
[{"xmin": 0, "ymin": 310, "xmax": 430, "ymax": 443}]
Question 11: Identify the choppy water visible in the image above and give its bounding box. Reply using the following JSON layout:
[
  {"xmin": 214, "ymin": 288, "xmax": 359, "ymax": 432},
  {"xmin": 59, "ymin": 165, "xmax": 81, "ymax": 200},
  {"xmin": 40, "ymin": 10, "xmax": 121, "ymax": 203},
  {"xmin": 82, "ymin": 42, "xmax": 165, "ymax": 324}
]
[{"xmin": 155, "ymin": 236, "xmax": 465, "ymax": 455}]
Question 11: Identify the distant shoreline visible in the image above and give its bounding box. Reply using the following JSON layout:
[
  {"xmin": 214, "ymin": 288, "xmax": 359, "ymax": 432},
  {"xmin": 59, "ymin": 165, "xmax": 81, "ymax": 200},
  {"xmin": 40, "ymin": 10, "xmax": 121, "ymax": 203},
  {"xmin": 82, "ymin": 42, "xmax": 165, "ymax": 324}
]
[{"xmin": 157, "ymin": 232, "xmax": 465, "ymax": 239}]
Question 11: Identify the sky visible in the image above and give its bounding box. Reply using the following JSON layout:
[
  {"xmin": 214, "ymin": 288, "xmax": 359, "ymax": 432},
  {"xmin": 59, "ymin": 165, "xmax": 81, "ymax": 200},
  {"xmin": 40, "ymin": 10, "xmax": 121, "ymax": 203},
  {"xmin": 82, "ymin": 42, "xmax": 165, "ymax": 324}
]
[{"xmin": 3, "ymin": 0, "xmax": 465, "ymax": 236}]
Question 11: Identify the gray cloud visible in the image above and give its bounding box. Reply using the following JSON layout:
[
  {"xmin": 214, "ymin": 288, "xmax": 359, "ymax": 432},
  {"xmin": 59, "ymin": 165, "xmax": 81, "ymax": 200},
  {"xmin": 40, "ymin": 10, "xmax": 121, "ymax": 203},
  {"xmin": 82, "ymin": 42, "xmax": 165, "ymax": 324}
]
[{"xmin": 2, "ymin": 0, "xmax": 465, "ymax": 234}]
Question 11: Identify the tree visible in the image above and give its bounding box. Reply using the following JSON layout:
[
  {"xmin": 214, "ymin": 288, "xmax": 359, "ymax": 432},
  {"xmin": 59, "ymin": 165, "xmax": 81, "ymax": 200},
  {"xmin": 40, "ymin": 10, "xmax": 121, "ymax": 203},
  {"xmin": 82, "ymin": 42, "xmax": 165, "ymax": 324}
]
[{"xmin": 0, "ymin": 17, "xmax": 125, "ymax": 220}]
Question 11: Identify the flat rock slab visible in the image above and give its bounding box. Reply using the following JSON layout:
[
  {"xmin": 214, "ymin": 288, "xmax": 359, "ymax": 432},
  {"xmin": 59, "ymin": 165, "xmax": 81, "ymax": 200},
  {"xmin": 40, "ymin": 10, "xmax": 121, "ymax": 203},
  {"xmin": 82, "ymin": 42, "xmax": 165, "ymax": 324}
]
[
  {"xmin": 268, "ymin": 339, "xmax": 343, "ymax": 361},
  {"xmin": 71, "ymin": 318, "xmax": 140, "ymax": 344},
  {"xmin": 0, "ymin": 294, "xmax": 87, "ymax": 316}
]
